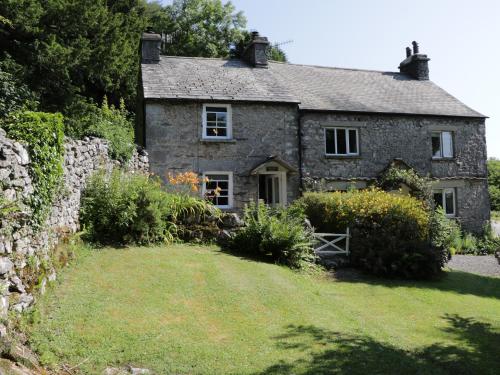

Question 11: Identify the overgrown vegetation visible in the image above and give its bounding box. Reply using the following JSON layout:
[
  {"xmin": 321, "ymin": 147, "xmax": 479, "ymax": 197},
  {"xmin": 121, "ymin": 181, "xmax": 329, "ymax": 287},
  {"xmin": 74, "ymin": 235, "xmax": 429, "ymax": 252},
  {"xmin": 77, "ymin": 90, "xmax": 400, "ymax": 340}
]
[
  {"xmin": 297, "ymin": 189, "xmax": 446, "ymax": 278},
  {"xmin": 230, "ymin": 202, "xmax": 315, "ymax": 268},
  {"xmin": 80, "ymin": 169, "xmax": 219, "ymax": 246},
  {"xmin": 64, "ymin": 98, "xmax": 135, "ymax": 162},
  {"xmin": 488, "ymin": 159, "xmax": 500, "ymax": 211},
  {"xmin": 430, "ymin": 209, "xmax": 499, "ymax": 255},
  {"xmin": 0, "ymin": 0, "xmax": 287, "ymax": 114},
  {"xmin": 376, "ymin": 163, "xmax": 432, "ymax": 202},
  {"xmin": 0, "ymin": 56, "xmax": 38, "ymax": 118},
  {"xmin": 429, "ymin": 208, "xmax": 462, "ymax": 255},
  {"xmin": 2, "ymin": 111, "xmax": 64, "ymax": 227}
]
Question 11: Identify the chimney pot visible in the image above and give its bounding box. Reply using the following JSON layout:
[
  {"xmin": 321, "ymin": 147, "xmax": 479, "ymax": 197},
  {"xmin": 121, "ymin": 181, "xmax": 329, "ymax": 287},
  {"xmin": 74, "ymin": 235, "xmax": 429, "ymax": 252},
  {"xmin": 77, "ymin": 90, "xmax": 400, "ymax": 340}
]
[
  {"xmin": 412, "ymin": 41, "xmax": 419, "ymax": 54},
  {"xmin": 406, "ymin": 47, "xmax": 412, "ymax": 58}
]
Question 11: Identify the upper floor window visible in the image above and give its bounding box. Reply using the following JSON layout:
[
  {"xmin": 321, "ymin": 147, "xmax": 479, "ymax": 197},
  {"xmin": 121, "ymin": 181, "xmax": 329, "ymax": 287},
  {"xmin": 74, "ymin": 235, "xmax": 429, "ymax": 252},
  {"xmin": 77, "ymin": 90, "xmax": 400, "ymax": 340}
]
[
  {"xmin": 325, "ymin": 128, "xmax": 359, "ymax": 156},
  {"xmin": 202, "ymin": 104, "xmax": 232, "ymax": 139},
  {"xmin": 432, "ymin": 131, "xmax": 453, "ymax": 158},
  {"xmin": 433, "ymin": 188, "xmax": 456, "ymax": 217},
  {"xmin": 202, "ymin": 172, "xmax": 233, "ymax": 208}
]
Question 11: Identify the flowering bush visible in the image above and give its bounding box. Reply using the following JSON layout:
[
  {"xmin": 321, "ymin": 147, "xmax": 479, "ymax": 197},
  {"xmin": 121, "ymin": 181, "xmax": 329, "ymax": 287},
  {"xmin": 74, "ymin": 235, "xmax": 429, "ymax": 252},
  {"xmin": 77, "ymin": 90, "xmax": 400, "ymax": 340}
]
[
  {"xmin": 296, "ymin": 188, "xmax": 445, "ymax": 278},
  {"xmin": 81, "ymin": 169, "xmax": 220, "ymax": 245},
  {"xmin": 167, "ymin": 171, "xmax": 221, "ymax": 201}
]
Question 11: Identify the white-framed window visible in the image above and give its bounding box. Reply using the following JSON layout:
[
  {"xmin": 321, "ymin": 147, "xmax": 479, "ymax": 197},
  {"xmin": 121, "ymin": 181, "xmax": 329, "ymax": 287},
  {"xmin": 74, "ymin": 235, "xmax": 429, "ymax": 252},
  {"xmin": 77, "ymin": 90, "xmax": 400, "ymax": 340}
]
[
  {"xmin": 202, "ymin": 172, "xmax": 233, "ymax": 209},
  {"xmin": 202, "ymin": 104, "xmax": 232, "ymax": 139},
  {"xmin": 325, "ymin": 128, "xmax": 359, "ymax": 156},
  {"xmin": 432, "ymin": 131, "xmax": 453, "ymax": 158},
  {"xmin": 433, "ymin": 188, "xmax": 456, "ymax": 217}
]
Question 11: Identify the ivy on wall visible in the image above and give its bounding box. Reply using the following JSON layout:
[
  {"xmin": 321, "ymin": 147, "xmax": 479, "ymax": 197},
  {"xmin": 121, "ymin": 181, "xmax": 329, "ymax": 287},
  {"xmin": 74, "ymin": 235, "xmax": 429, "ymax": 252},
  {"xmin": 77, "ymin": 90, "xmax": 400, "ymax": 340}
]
[
  {"xmin": 376, "ymin": 162, "xmax": 432, "ymax": 203},
  {"xmin": 2, "ymin": 111, "xmax": 65, "ymax": 227}
]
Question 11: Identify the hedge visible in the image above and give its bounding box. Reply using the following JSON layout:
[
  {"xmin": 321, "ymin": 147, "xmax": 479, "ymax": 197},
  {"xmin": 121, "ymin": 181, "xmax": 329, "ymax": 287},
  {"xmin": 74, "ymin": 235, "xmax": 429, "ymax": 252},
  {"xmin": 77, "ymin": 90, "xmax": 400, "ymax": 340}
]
[{"xmin": 296, "ymin": 189, "xmax": 446, "ymax": 278}]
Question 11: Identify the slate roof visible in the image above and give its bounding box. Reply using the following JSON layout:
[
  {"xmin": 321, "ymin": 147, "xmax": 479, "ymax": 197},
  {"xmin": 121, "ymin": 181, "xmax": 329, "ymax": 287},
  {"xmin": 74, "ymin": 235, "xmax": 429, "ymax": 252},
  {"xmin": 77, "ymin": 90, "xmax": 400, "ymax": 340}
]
[{"xmin": 141, "ymin": 56, "xmax": 485, "ymax": 118}]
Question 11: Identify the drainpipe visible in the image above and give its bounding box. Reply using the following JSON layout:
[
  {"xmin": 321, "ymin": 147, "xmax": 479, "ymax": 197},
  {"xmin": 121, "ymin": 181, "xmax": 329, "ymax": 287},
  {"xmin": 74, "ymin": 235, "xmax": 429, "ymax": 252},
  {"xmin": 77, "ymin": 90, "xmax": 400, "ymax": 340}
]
[{"xmin": 298, "ymin": 109, "xmax": 304, "ymax": 194}]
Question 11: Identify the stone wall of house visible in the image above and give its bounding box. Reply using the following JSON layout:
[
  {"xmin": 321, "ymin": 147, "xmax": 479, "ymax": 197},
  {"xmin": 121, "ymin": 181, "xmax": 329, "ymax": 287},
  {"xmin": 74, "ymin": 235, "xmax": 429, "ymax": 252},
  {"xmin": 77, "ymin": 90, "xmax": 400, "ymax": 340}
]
[
  {"xmin": 145, "ymin": 101, "xmax": 300, "ymax": 210},
  {"xmin": 300, "ymin": 112, "xmax": 490, "ymax": 232},
  {"xmin": 0, "ymin": 129, "xmax": 148, "ymax": 322}
]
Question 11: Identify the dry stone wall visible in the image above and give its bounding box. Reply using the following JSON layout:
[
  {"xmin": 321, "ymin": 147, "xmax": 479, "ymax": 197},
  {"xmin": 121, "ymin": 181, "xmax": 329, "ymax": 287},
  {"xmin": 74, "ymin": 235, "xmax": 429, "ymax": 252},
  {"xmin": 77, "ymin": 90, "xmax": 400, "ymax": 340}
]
[{"xmin": 0, "ymin": 129, "xmax": 148, "ymax": 323}]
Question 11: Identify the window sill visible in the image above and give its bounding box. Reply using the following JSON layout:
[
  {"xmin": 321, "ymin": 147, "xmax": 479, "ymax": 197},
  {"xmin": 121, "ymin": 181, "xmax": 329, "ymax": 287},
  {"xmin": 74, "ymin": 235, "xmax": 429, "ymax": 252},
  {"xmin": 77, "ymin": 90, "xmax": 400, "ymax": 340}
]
[
  {"xmin": 200, "ymin": 138, "xmax": 236, "ymax": 144},
  {"xmin": 432, "ymin": 157, "xmax": 456, "ymax": 162},
  {"xmin": 324, "ymin": 154, "xmax": 361, "ymax": 159}
]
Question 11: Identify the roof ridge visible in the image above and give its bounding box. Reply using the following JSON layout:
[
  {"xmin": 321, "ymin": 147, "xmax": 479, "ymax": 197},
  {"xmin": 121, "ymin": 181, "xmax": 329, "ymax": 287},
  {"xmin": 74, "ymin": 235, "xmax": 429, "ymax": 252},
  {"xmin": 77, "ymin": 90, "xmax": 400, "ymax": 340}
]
[
  {"xmin": 269, "ymin": 60, "xmax": 399, "ymax": 74},
  {"xmin": 161, "ymin": 55, "xmax": 231, "ymax": 61},
  {"xmin": 160, "ymin": 55, "xmax": 399, "ymax": 74}
]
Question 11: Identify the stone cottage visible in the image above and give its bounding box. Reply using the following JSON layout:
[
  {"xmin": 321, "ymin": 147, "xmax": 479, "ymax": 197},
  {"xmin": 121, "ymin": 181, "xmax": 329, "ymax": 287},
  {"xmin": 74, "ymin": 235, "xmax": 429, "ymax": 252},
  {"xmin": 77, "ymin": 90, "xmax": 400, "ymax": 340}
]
[{"xmin": 137, "ymin": 32, "xmax": 490, "ymax": 232}]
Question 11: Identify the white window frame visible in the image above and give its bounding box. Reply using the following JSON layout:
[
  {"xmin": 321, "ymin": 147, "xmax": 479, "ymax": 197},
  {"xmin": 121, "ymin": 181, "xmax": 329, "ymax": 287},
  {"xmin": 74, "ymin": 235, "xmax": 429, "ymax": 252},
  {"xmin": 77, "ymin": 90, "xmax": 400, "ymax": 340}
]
[
  {"xmin": 324, "ymin": 127, "xmax": 359, "ymax": 156},
  {"xmin": 433, "ymin": 188, "xmax": 456, "ymax": 217},
  {"xmin": 431, "ymin": 131, "xmax": 454, "ymax": 159},
  {"xmin": 202, "ymin": 104, "xmax": 232, "ymax": 140},
  {"xmin": 202, "ymin": 171, "xmax": 233, "ymax": 209}
]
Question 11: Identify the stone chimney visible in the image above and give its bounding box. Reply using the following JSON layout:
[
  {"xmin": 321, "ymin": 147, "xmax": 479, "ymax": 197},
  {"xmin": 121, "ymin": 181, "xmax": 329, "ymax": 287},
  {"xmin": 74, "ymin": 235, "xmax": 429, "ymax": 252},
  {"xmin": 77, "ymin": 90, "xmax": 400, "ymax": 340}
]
[
  {"xmin": 141, "ymin": 32, "xmax": 161, "ymax": 64},
  {"xmin": 242, "ymin": 31, "xmax": 269, "ymax": 68},
  {"xmin": 398, "ymin": 41, "xmax": 430, "ymax": 80}
]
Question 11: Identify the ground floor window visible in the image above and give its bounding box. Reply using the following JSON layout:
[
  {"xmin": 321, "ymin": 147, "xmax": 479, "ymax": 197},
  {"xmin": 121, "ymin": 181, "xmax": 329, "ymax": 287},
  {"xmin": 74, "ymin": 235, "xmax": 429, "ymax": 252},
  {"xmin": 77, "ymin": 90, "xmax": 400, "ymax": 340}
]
[
  {"xmin": 433, "ymin": 188, "xmax": 456, "ymax": 217},
  {"xmin": 203, "ymin": 172, "xmax": 233, "ymax": 208}
]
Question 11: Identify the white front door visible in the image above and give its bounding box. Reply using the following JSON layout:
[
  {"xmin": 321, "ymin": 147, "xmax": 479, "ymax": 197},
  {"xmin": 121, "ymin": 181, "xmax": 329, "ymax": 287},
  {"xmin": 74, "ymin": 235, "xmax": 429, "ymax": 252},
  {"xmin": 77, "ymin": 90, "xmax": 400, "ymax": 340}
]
[{"xmin": 264, "ymin": 175, "xmax": 281, "ymax": 206}]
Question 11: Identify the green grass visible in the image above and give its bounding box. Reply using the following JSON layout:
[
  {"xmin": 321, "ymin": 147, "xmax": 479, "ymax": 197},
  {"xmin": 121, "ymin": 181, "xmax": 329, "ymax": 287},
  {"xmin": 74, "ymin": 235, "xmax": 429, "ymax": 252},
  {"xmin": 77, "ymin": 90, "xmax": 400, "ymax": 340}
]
[{"xmin": 29, "ymin": 244, "xmax": 500, "ymax": 374}]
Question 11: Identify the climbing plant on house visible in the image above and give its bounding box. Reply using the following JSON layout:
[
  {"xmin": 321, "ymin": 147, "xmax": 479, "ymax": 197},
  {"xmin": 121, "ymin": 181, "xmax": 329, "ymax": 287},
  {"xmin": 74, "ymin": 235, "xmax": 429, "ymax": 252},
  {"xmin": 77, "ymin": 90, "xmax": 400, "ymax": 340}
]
[
  {"xmin": 376, "ymin": 162, "xmax": 432, "ymax": 203},
  {"xmin": 2, "ymin": 111, "xmax": 65, "ymax": 227}
]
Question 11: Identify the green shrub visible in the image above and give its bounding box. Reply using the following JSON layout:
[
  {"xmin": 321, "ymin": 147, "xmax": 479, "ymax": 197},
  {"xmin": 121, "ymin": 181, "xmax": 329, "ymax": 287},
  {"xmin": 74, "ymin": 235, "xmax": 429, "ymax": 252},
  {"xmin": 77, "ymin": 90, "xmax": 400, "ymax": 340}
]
[
  {"xmin": 80, "ymin": 169, "xmax": 219, "ymax": 245},
  {"xmin": 64, "ymin": 97, "xmax": 134, "ymax": 162},
  {"xmin": 230, "ymin": 202, "xmax": 315, "ymax": 268},
  {"xmin": 2, "ymin": 111, "xmax": 64, "ymax": 227},
  {"xmin": 474, "ymin": 223, "xmax": 500, "ymax": 255},
  {"xmin": 429, "ymin": 208, "xmax": 462, "ymax": 256},
  {"xmin": 489, "ymin": 185, "xmax": 500, "ymax": 212},
  {"xmin": 488, "ymin": 159, "xmax": 500, "ymax": 211},
  {"xmin": 454, "ymin": 233, "xmax": 479, "ymax": 255},
  {"xmin": 297, "ymin": 189, "xmax": 445, "ymax": 278},
  {"xmin": 376, "ymin": 164, "xmax": 432, "ymax": 202},
  {"xmin": 0, "ymin": 56, "xmax": 38, "ymax": 117}
]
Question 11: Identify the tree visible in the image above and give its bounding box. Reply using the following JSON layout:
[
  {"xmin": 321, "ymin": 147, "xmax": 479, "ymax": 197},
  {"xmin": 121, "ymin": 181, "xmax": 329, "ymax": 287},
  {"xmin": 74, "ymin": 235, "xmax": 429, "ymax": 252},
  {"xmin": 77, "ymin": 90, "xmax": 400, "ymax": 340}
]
[
  {"xmin": 266, "ymin": 44, "xmax": 288, "ymax": 62},
  {"xmin": 0, "ymin": 0, "xmax": 148, "ymax": 111},
  {"xmin": 234, "ymin": 31, "xmax": 288, "ymax": 63},
  {"xmin": 488, "ymin": 159, "xmax": 500, "ymax": 211},
  {"xmin": 0, "ymin": 55, "xmax": 38, "ymax": 118},
  {"xmin": 155, "ymin": 0, "xmax": 247, "ymax": 57}
]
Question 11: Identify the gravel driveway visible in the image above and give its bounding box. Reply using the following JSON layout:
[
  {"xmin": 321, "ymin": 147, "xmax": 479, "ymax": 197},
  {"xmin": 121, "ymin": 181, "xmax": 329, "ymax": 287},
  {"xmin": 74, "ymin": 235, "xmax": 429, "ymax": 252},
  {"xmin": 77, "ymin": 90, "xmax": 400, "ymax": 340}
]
[{"xmin": 447, "ymin": 255, "xmax": 500, "ymax": 277}]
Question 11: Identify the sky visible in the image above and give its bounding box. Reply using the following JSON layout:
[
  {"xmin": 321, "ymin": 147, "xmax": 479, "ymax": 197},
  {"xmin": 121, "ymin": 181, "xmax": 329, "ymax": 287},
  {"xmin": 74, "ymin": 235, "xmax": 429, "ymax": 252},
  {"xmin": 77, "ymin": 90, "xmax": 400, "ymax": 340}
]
[{"xmin": 160, "ymin": 0, "xmax": 499, "ymax": 158}]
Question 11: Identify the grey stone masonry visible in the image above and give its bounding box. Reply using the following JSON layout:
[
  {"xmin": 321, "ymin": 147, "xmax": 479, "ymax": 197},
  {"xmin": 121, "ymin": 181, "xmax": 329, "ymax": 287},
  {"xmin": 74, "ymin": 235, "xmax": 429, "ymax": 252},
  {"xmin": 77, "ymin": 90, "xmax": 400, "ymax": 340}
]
[
  {"xmin": 145, "ymin": 101, "xmax": 300, "ymax": 210},
  {"xmin": 141, "ymin": 44, "xmax": 489, "ymax": 234},
  {"xmin": 300, "ymin": 112, "xmax": 489, "ymax": 232},
  {"xmin": 0, "ymin": 129, "xmax": 148, "ymax": 322}
]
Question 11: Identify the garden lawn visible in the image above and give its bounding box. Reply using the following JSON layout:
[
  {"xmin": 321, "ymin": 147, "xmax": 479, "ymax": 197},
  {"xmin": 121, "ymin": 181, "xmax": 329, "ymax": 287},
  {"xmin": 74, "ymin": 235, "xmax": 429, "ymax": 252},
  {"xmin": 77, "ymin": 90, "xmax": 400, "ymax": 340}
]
[{"xmin": 30, "ymin": 244, "xmax": 500, "ymax": 375}]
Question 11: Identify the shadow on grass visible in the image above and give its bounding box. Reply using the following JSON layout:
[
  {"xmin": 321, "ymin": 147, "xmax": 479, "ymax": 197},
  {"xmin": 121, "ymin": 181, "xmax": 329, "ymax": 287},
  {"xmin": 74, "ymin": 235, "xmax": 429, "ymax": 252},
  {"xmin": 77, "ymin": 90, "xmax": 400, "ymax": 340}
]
[
  {"xmin": 333, "ymin": 269, "xmax": 500, "ymax": 300},
  {"xmin": 257, "ymin": 314, "xmax": 500, "ymax": 375}
]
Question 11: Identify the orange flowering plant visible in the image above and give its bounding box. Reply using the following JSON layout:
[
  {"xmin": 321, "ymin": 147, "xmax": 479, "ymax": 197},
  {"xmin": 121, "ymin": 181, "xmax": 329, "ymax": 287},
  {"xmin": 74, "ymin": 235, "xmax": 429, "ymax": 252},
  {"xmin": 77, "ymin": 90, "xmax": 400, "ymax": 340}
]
[
  {"xmin": 166, "ymin": 171, "xmax": 221, "ymax": 201},
  {"xmin": 167, "ymin": 171, "xmax": 206, "ymax": 192}
]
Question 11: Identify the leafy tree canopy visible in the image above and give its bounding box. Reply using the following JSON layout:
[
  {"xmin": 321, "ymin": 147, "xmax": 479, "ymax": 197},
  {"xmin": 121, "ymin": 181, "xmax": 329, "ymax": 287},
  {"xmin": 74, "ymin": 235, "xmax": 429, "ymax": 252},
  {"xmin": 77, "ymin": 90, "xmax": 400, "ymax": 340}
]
[
  {"xmin": 0, "ymin": 0, "xmax": 148, "ymax": 110},
  {"xmin": 0, "ymin": 0, "xmax": 289, "ymax": 116},
  {"xmin": 150, "ymin": 0, "xmax": 247, "ymax": 57}
]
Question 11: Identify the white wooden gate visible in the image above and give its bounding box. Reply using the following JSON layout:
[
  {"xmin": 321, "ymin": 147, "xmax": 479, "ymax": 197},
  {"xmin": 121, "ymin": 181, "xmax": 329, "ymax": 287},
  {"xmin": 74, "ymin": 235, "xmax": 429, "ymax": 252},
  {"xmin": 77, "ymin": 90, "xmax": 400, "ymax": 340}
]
[{"xmin": 313, "ymin": 228, "xmax": 350, "ymax": 256}]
